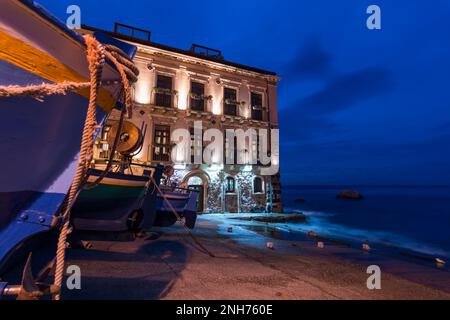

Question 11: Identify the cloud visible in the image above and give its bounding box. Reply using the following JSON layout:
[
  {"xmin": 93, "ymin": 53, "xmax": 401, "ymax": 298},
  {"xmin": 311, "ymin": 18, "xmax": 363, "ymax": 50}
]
[
  {"xmin": 280, "ymin": 133, "xmax": 450, "ymax": 184},
  {"xmin": 280, "ymin": 113, "xmax": 341, "ymax": 142},
  {"xmin": 297, "ymin": 67, "xmax": 393, "ymax": 115},
  {"xmin": 281, "ymin": 40, "xmax": 333, "ymax": 80},
  {"xmin": 279, "ymin": 66, "xmax": 393, "ymax": 142}
]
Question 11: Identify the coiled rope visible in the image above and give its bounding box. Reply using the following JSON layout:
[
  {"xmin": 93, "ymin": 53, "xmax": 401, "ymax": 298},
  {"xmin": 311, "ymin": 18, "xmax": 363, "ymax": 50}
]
[
  {"xmin": 51, "ymin": 35, "xmax": 103, "ymax": 300},
  {"xmin": 50, "ymin": 35, "xmax": 139, "ymax": 300}
]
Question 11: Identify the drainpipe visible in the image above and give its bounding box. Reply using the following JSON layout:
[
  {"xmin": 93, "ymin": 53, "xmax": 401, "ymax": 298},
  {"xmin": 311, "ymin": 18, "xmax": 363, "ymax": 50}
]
[
  {"xmin": 221, "ymin": 183, "xmax": 226, "ymax": 213},
  {"xmin": 269, "ymin": 176, "xmax": 273, "ymax": 213},
  {"xmin": 266, "ymin": 79, "xmax": 273, "ymax": 152},
  {"xmin": 237, "ymin": 183, "xmax": 241, "ymax": 214},
  {"xmin": 266, "ymin": 79, "xmax": 273, "ymax": 214}
]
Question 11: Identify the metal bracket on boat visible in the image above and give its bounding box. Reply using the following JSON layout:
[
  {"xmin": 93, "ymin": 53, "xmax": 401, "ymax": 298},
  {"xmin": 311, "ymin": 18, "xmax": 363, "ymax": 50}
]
[
  {"xmin": 0, "ymin": 281, "xmax": 7, "ymax": 296},
  {"xmin": 17, "ymin": 210, "xmax": 54, "ymax": 227},
  {"xmin": 0, "ymin": 254, "xmax": 59, "ymax": 300}
]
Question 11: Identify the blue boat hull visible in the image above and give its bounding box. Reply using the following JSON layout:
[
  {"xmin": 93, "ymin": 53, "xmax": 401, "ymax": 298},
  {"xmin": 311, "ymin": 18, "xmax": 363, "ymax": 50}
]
[
  {"xmin": 0, "ymin": 68, "xmax": 107, "ymax": 272},
  {"xmin": 0, "ymin": 0, "xmax": 136, "ymax": 273}
]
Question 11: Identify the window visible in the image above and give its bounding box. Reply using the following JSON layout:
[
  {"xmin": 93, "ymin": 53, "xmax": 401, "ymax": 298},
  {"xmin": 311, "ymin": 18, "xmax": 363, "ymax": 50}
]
[
  {"xmin": 190, "ymin": 127, "xmax": 204, "ymax": 164},
  {"xmin": 153, "ymin": 125, "xmax": 171, "ymax": 162},
  {"xmin": 224, "ymin": 87, "xmax": 238, "ymax": 116},
  {"xmin": 251, "ymin": 92, "xmax": 263, "ymax": 121},
  {"xmin": 155, "ymin": 75, "xmax": 173, "ymax": 108},
  {"xmin": 253, "ymin": 177, "xmax": 263, "ymax": 193},
  {"xmin": 190, "ymin": 81, "xmax": 205, "ymax": 112},
  {"xmin": 225, "ymin": 176, "xmax": 236, "ymax": 193}
]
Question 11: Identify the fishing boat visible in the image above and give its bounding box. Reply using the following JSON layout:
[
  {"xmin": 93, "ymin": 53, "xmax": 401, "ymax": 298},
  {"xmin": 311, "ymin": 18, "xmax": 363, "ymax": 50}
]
[
  {"xmin": 154, "ymin": 186, "xmax": 199, "ymax": 229},
  {"xmin": 71, "ymin": 166, "xmax": 163, "ymax": 233},
  {"xmin": 0, "ymin": 0, "xmax": 137, "ymax": 275},
  {"xmin": 70, "ymin": 118, "xmax": 163, "ymax": 233}
]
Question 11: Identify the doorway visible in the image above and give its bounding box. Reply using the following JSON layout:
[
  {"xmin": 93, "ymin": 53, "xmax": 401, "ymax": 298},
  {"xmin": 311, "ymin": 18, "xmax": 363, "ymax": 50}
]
[{"xmin": 187, "ymin": 175, "xmax": 206, "ymax": 213}]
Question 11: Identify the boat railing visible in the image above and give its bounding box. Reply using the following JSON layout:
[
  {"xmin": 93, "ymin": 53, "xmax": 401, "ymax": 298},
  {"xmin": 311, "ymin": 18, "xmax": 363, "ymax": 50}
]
[
  {"xmin": 94, "ymin": 159, "xmax": 159, "ymax": 169},
  {"xmin": 160, "ymin": 185, "xmax": 199, "ymax": 195}
]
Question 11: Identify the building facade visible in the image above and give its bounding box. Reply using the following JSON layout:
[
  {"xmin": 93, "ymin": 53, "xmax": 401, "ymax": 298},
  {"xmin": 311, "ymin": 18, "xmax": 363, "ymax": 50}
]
[{"xmin": 82, "ymin": 24, "xmax": 282, "ymax": 213}]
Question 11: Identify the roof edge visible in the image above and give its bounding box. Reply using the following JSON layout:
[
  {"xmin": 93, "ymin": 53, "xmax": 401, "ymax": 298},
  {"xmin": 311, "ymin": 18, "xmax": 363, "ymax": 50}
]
[{"xmin": 80, "ymin": 24, "xmax": 278, "ymax": 77}]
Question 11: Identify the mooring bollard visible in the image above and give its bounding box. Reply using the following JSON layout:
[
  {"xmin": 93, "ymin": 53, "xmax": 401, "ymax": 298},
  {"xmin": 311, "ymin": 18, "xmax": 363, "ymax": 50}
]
[
  {"xmin": 317, "ymin": 241, "xmax": 325, "ymax": 249},
  {"xmin": 436, "ymin": 258, "xmax": 446, "ymax": 267},
  {"xmin": 267, "ymin": 242, "xmax": 274, "ymax": 250},
  {"xmin": 307, "ymin": 231, "xmax": 316, "ymax": 238}
]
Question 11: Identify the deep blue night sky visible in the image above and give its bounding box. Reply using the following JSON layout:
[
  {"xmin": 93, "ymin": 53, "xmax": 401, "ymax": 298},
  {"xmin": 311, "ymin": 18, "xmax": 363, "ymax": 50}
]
[{"xmin": 39, "ymin": 0, "xmax": 450, "ymax": 186}]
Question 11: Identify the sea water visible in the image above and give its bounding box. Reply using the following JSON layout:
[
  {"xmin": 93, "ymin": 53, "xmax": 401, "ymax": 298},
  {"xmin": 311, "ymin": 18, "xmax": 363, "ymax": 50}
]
[{"xmin": 283, "ymin": 186, "xmax": 450, "ymax": 260}]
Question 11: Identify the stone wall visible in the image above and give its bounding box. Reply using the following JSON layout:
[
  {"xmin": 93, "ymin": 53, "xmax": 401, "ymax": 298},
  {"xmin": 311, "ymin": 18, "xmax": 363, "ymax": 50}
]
[{"xmin": 173, "ymin": 165, "xmax": 268, "ymax": 213}]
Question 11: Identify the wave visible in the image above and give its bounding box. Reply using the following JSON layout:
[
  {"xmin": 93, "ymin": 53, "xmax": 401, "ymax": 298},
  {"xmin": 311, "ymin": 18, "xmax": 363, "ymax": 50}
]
[
  {"xmin": 284, "ymin": 207, "xmax": 334, "ymax": 218},
  {"xmin": 284, "ymin": 209, "xmax": 450, "ymax": 259}
]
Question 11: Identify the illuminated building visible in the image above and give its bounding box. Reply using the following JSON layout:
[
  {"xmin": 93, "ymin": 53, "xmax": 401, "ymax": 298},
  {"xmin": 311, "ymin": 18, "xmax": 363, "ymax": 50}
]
[{"xmin": 81, "ymin": 23, "xmax": 283, "ymax": 213}]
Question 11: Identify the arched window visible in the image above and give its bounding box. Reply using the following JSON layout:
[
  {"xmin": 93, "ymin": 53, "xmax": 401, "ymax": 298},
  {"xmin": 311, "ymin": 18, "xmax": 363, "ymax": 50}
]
[
  {"xmin": 253, "ymin": 177, "xmax": 263, "ymax": 194},
  {"xmin": 225, "ymin": 176, "xmax": 235, "ymax": 193}
]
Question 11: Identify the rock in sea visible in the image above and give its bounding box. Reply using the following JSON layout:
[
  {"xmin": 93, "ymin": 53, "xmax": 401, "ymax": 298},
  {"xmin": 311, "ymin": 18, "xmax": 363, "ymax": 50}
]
[{"xmin": 337, "ymin": 190, "xmax": 364, "ymax": 200}]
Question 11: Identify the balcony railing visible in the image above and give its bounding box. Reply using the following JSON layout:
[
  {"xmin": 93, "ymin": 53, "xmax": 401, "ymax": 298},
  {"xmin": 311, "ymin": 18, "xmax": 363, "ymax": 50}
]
[
  {"xmin": 251, "ymin": 106, "xmax": 263, "ymax": 121},
  {"xmin": 190, "ymin": 44, "xmax": 223, "ymax": 60},
  {"xmin": 155, "ymin": 94, "xmax": 172, "ymax": 108},
  {"xmin": 190, "ymin": 93, "xmax": 210, "ymax": 112},
  {"xmin": 224, "ymin": 104, "xmax": 237, "ymax": 116},
  {"xmin": 153, "ymin": 87, "xmax": 176, "ymax": 108},
  {"xmin": 114, "ymin": 22, "xmax": 151, "ymax": 43}
]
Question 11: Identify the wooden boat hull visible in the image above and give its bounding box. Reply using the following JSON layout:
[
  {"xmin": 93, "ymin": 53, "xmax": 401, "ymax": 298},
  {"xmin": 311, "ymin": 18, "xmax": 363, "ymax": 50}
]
[
  {"xmin": 71, "ymin": 167, "xmax": 163, "ymax": 232},
  {"xmin": 0, "ymin": 0, "xmax": 136, "ymax": 272}
]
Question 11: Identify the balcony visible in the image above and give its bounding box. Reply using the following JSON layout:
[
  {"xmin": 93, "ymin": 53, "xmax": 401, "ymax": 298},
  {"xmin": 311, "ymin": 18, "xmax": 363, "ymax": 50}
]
[
  {"xmin": 251, "ymin": 106, "xmax": 263, "ymax": 121},
  {"xmin": 190, "ymin": 93, "xmax": 206, "ymax": 112},
  {"xmin": 155, "ymin": 93, "xmax": 173, "ymax": 108},
  {"xmin": 153, "ymin": 87, "xmax": 176, "ymax": 108},
  {"xmin": 224, "ymin": 103, "xmax": 237, "ymax": 116}
]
